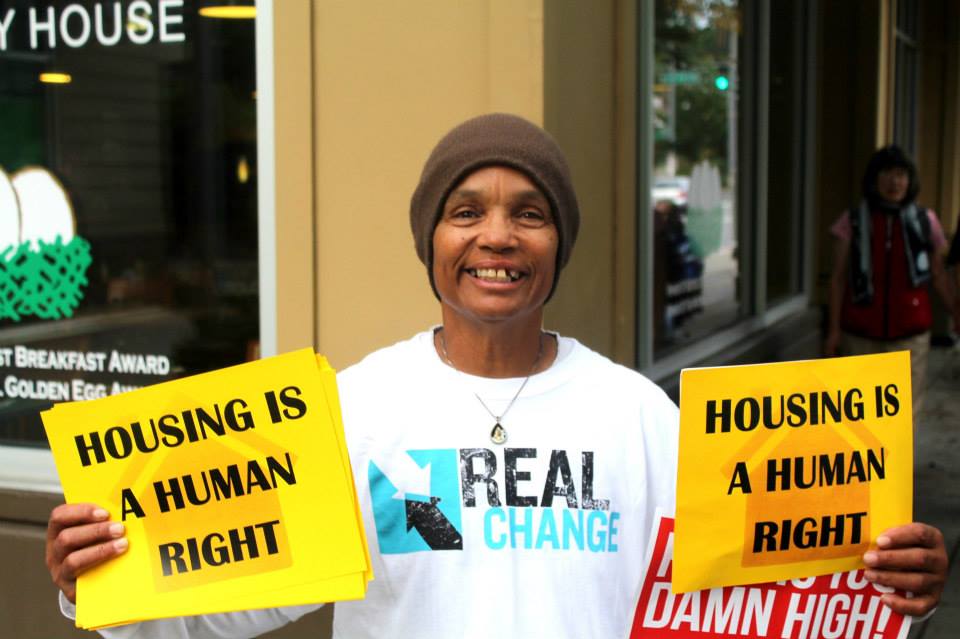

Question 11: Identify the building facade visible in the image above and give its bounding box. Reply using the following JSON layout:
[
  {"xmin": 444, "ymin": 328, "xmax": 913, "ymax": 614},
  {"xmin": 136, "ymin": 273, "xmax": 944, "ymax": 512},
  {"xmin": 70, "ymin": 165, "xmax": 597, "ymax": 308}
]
[{"xmin": 1, "ymin": 1, "xmax": 958, "ymax": 636}]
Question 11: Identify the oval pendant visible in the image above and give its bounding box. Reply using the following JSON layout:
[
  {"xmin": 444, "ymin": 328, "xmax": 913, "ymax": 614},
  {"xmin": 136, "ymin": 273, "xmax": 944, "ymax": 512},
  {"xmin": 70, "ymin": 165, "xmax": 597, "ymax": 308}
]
[{"xmin": 490, "ymin": 423, "xmax": 507, "ymax": 445}]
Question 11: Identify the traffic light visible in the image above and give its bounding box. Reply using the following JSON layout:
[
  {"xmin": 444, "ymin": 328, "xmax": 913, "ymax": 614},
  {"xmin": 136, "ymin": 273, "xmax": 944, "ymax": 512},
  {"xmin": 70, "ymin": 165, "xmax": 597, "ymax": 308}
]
[{"xmin": 714, "ymin": 64, "xmax": 730, "ymax": 91}]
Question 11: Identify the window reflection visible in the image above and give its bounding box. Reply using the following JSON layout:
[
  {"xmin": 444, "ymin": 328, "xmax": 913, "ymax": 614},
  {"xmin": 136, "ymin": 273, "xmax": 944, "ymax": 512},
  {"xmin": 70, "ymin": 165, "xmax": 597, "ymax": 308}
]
[
  {"xmin": 653, "ymin": 199, "xmax": 704, "ymax": 346},
  {"xmin": 767, "ymin": 0, "xmax": 806, "ymax": 304},
  {"xmin": 653, "ymin": 0, "xmax": 740, "ymax": 357}
]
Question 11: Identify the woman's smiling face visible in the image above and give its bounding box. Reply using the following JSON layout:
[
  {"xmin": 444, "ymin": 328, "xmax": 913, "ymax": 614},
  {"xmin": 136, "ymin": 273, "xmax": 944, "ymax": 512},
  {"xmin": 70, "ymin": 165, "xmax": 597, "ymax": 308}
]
[{"xmin": 432, "ymin": 165, "xmax": 559, "ymax": 324}]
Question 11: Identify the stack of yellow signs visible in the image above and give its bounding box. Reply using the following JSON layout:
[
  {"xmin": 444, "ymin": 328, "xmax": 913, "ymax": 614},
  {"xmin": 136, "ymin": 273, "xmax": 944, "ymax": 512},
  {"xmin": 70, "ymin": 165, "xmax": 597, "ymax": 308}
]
[{"xmin": 42, "ymin": 349, "xmax": 372, "ymax": 630}]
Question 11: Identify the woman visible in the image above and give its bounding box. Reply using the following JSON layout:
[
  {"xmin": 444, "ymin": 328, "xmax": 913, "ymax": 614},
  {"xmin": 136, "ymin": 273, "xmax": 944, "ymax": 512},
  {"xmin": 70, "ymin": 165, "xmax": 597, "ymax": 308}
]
[
  {"xmin": 825, "ymin": 145, "xmax": 960, "ymax": 413},
  {"xmin": 48, "ymin": 116, "xmax": 947, "ymax": 638}
]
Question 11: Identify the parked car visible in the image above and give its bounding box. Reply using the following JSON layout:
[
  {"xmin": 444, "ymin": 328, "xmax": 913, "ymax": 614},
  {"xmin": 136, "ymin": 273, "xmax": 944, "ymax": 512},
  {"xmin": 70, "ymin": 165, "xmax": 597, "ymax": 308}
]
[{"xmin": 652, "ymin": 176, "xmax": 690, "ymax": 207}]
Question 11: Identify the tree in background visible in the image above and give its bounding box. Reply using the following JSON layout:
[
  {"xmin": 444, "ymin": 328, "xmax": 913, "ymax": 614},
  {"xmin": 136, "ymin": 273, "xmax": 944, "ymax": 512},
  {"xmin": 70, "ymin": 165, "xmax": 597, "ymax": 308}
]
[{"xmin": 654, "ymin": 0, "xmax": 739, "ymax": 182}]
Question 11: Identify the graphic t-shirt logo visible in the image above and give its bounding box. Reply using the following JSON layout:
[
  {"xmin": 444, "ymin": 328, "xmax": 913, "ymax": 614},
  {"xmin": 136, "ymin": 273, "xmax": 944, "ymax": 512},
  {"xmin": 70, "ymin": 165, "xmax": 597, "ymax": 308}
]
[
  {"xmin": 369, "ymin": 449, "xmax": 463, "ymax": 553},
  {"xmin": 369, "ymin": 447, "xmax": 621, "ymax": 556}
]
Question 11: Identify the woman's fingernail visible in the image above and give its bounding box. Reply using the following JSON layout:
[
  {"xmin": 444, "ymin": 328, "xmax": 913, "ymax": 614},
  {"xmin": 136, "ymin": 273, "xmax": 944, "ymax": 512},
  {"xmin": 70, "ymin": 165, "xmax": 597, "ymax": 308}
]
[
  {"xmin": 92, "ymin": 508, "xmax": 109, "ymax": 520},
  {"xmin": 864, "ymin": 570, "xmax": 877, "ymax": 581},
  {"xmin": 109, "ymin": 523, "xmax": 124, "ymax": 537},
  {"xmin": 113, "ymin": 538, "xmax": 129, "ymax": 552},
  {"xmin": 877, "ymin": 535, "xmax": 891, "ymax": 548},
  {"xmin": 863, "ymin": 551, "xmax": 878, "ymax": 565}
]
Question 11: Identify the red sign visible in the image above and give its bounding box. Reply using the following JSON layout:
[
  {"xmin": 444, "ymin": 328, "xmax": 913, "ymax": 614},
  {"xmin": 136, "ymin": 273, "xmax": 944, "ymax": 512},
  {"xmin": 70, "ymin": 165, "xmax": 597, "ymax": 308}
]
[{"xmin": 630, "ymin": 517, "xmax": 909, "ymax": 639}]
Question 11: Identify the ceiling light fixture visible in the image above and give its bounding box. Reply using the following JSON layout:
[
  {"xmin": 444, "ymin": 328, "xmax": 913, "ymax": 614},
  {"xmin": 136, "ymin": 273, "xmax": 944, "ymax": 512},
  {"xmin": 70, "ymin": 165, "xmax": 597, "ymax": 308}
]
[
  {"xmin": 39, "ymin": 72, "xmax": 72, "ymax": 84},
  {"xmin": 199, "ymin": 4, "xmax": 256, "ymax": 19},
  {"xmin": 236, "ymin": 156, "xmax": 250, "ymax": 184}
]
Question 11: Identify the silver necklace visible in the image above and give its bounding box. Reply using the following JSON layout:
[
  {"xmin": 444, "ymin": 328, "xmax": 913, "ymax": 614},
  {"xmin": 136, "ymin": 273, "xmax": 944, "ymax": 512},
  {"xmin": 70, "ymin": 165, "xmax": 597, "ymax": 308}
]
[{"xmin": 437, "ymin": 329, "xmax": 543, "ymax": 445}]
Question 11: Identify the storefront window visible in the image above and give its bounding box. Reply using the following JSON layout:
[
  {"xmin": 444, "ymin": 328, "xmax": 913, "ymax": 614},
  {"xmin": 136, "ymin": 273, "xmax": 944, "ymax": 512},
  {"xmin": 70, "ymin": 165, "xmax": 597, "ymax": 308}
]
[
  {"xmin": 652, "ymin": 0, "xmax": 741, "ymax": 358},
  {"xmin": 0, "ymin": 1, "xmax": 259, "ymax": 448},
  {"xmin": 766, "ymin": 0, "xmax": 807, "ymax": 304}
]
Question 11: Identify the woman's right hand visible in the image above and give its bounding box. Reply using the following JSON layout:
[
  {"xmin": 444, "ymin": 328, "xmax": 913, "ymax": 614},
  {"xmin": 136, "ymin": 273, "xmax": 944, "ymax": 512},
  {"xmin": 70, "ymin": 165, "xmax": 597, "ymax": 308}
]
[{"xmin": 45, "ymin": 503, "xmax": 128, "ymax": 603}]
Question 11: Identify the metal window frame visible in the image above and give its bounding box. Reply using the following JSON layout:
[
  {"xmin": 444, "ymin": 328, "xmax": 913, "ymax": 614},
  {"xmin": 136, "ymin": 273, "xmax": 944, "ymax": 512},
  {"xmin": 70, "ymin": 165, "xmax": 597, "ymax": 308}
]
[
  {"xmin": 635, "ymin": 0, "xmax": 655, "ymax": 369},
  {"xmin": 257, "ymin": 0, "xmax": 278, "ymax": 359}
]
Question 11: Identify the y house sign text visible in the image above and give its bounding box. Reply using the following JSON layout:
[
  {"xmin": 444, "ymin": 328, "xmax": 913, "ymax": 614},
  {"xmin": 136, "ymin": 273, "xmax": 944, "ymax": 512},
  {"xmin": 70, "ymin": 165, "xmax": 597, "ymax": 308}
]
[{"xmin": 0, "ymin": 1, "xmax": 186, "ymax": 51}]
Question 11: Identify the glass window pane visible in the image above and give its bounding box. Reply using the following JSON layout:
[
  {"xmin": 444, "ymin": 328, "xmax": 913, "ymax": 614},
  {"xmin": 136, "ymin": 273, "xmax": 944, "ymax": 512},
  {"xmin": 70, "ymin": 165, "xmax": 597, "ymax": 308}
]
[
  {"xmin": 652, "ymin": 0, "xmax": 741, "ymax": 358},
  {"xmin": 766, "ymin": 0, "xmax": 805, "ymax": 304},
  {"xmin": 0, "ymin": 2, "xmax": 259, "ymax": 448}
]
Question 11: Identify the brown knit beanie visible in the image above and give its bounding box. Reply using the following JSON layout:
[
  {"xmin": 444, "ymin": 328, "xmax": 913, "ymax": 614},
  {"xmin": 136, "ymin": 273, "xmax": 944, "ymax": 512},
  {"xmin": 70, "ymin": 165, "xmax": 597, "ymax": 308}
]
[{"xmin": 410, "ymin": 113, "xmax": 580, "ymax": 300}]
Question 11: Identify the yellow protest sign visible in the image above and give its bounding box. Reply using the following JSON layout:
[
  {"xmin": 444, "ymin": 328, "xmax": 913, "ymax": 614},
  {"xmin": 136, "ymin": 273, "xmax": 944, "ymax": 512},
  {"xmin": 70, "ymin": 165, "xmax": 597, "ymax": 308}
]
[
  {"xmin": 42, "ymin": 349, "xmax": 371, "ymax": 629},
  {"xmin": 674, "ymin": 352, "xmax": 912, "ymax": 593},
  {"xmin": 316, "ymin": 355, "xmax": 374, "ymax": 584}
]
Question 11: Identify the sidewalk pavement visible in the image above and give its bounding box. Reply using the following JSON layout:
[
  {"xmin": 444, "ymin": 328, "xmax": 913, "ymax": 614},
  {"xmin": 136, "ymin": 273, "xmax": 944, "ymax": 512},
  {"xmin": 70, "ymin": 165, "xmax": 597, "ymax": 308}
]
[{"xmin": 907, "ymin": 342, "xmax": 960, "ymax": 639}]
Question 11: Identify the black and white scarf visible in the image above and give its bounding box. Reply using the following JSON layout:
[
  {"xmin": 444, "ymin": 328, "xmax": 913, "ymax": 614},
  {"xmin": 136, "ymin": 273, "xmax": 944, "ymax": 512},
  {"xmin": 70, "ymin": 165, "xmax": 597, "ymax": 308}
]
[{"xmin": 849, "ymin": 199, "xmax": 931, "ymax": 305}]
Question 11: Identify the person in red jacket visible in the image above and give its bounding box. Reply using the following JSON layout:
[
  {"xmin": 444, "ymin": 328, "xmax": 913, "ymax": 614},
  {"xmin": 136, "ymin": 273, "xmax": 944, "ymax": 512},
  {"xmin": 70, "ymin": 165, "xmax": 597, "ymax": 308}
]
[{"xmin": 825, "ymin": 145, "xmax": 960, "ymax": 414}]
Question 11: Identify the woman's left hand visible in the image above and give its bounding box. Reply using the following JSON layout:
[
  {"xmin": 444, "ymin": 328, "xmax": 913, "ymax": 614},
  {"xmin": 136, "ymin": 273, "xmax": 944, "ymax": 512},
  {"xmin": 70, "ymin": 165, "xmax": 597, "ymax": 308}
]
[{"xmin": 863, "ymin": 523, "xmax": 949, "ymax": 617}]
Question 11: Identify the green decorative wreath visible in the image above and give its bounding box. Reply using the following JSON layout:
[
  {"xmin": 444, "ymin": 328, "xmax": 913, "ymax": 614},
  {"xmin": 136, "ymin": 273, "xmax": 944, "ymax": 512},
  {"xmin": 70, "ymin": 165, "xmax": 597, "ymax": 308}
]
[{"xmin": 0, "ymin": 236, "xmax": 92, "ymax": 321}]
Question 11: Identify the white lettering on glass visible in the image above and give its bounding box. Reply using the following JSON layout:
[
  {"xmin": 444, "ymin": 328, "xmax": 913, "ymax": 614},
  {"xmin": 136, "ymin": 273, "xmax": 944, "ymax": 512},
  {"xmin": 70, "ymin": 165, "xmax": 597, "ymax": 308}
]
[
  {"xmin": 159, "ymin": 0, "xmax": 185, "ymax": 43},
  {"xmin": 29, "ymin": 6, "xmax": 56, "ymax": 49},
  {"xmin": 0, "ymin": 9, "xmax": 15, "ymax": 51},
  {"xmin": 59, "ymin": 4, "xmax": 92, "ymax": 48}
]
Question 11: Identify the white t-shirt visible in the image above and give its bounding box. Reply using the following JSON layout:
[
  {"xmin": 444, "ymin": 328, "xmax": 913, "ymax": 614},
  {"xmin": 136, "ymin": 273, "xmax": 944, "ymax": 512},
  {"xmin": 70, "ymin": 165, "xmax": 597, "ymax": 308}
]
[{"xmin": 63, "ymin": 330, "xmax": 679, "ymax": 639}]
